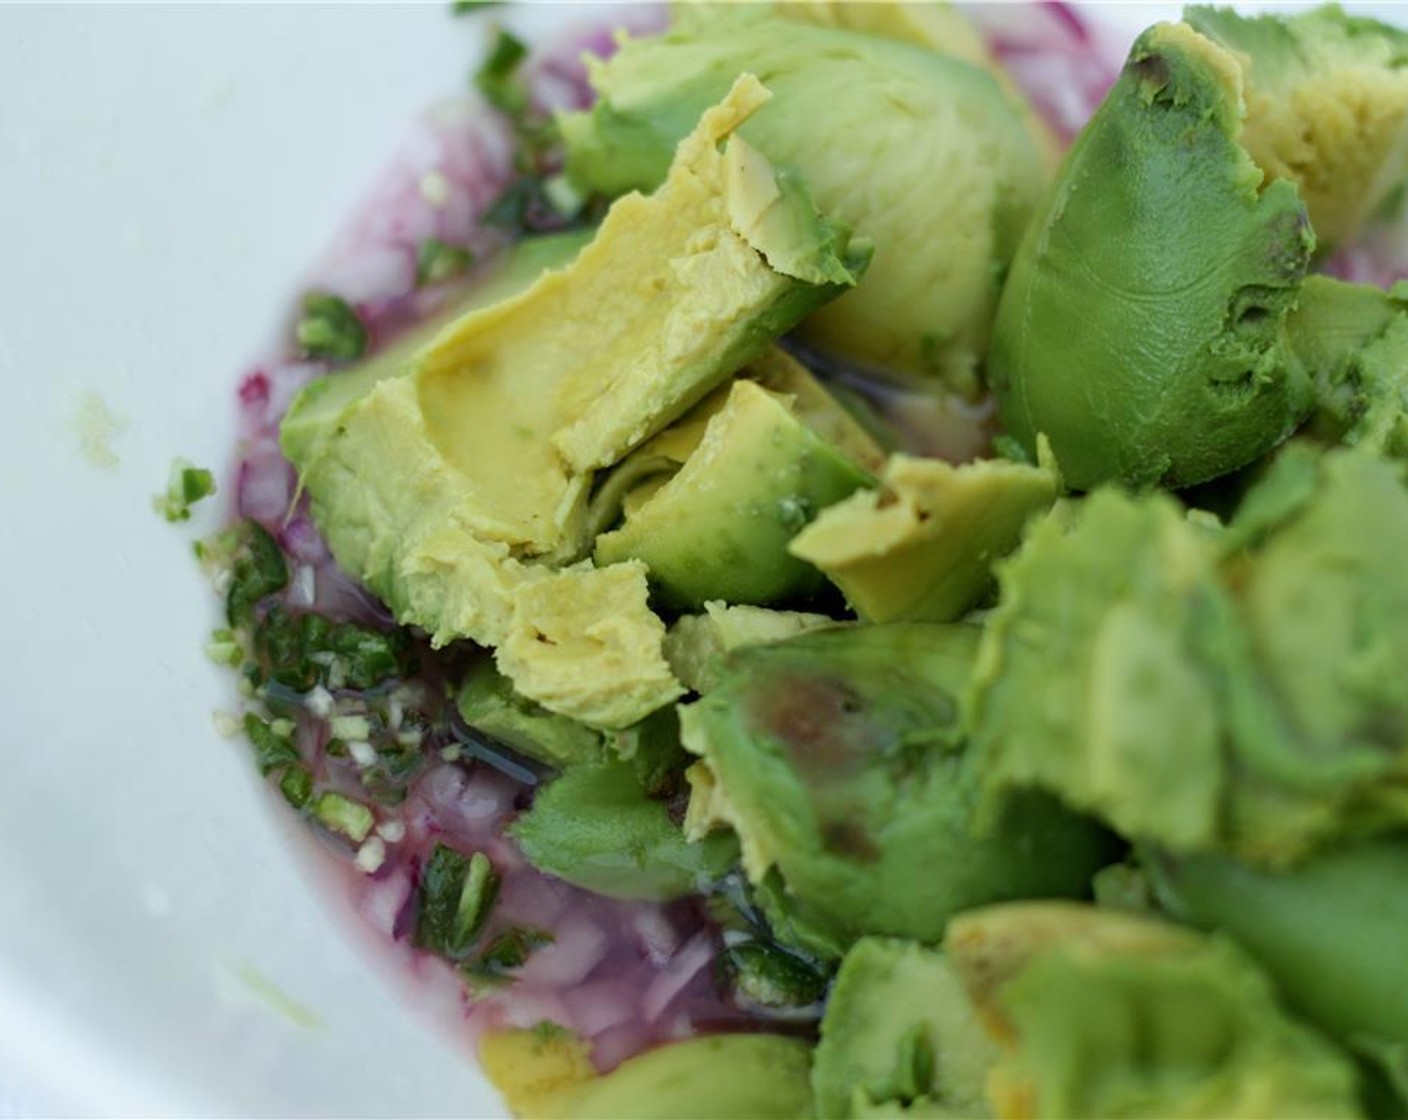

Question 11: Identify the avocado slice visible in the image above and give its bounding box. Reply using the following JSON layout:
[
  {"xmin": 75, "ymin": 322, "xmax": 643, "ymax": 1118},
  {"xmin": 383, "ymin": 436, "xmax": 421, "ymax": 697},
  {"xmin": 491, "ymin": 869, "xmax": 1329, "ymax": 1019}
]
[
  {"xmin": 680, "ymin": 624, "xmax": 1114, "ymax": 959},
  {"xmin": 789, "ymin": 455, "xmax": 1057, "ymax": 624},
  {"xmin": 282, "ymin": 75, "xmax": 865, "ymax": 655},
  {"xmin": 496, "ymin": 561, "xmax": 681, "ymax": 731},
  {"xmin": 1148, "ymin": 838, "xmax": 1408, "ymax": 1101},
  {"xmin": 455, "ymin": 656, "xmax": 606, "ymax": 769},
  {"xmin": 944, "ymin": 902, "xmax": 1363, "ymax": 1120},
  {"xmin": 813, "ymin": 938, "xmax": 997, "ymax": 1119},
  {"xmin": 513, "ymin": 1033, "xmax": 816, "ymax": 1119},
  {"xmin": 281, "ymin": 230, "xmax": 594, "ymax": 472},
  {"xmin": 1184, "ymin": 4, "xmax": 1408, "ymax": 249},
  {"xmin": 508, "ymin": 759, "xmax": 738, "ymax": 901},
  {"xmin": 988, "ymin": 21, "xmax": 1316, "ymax": 490},
  {"xmin": 595, "ymin": 379, "xmax": 874, "ymax": 610},
  {"xmin": 561, "ymin": 19, "xmax": 1050, "ymax": 388},
  {"xmin": 663, "ymin": 600, "xmax": 836, "ymax": 694}
]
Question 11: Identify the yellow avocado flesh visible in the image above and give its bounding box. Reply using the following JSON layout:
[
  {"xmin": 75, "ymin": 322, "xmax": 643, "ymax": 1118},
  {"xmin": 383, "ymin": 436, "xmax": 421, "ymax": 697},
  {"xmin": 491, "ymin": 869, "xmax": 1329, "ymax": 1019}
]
[
  {"xmin": 496, "ymin": 561, "xmax": 683, "ymax": 731},
  {"xmin": 594, "ymin": 379, "xmax": 874, "ymax": 609},
  {"xmin": 284, "ymin": 73, "xmax": 860, "ymax": 692},
  {"xmin": 789, "ymin": 454, "xmax": 1057, "ymax": 623}
]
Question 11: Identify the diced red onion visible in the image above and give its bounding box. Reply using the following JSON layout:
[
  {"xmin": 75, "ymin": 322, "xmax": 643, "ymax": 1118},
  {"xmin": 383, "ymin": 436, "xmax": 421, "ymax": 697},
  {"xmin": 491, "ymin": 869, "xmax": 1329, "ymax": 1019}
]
[
  {"xmin": 631, "ymin": 905, "xmax": 682, "ymax": 968},
  {"xmin": 640, "ymin": 931, "xmax": 715, "ymax": 1024},
  {"xmin": 496, "ymin": 986, "xmax": 573, "ymax": 1031},
  {"xmin": 519, "ymin": 914, "xmax": 610, "ymax": 988},
  {"xmin": 236, "ymin": 447, "xmax": 295, "ymax": 527},
  {"xmin": 359, "ymin": 868, "xmax": 414, "ymax": 939},
  {"xmin": 589, "ymin": 1021, "xmax": 654, "ymax": 1073},
  {"xmin": 561, "ymin": 980, "xmax": 637, "ymax": 1038}
]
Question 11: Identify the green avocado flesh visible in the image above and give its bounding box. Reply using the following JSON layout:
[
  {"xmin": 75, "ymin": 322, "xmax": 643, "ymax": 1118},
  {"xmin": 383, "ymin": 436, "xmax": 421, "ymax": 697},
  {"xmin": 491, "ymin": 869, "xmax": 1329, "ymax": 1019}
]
[
  {"xmin": 546, "ymin": 1034, "xmax": 815, "ymax": 1119},
  {"xmin": 1149, "ymin": 837, "xmax": 1408, "ymax": 1089},
  {"xmin": 680, "ymin": 625, "xmax": 1114, "ymax": 959},
  {"xmin": 561, "ymin": 17, "xmax": 1050, "ymax": 387},
  {"xmin": 814, "ymin": 938, "xmax": 997, "ymax": 1119},
  {"xmin": 280, "ymin": 77, "xmax": 866, "ymax": 729},
  {"xmin": 966, "ymin": 447, "xmax": 1408, "ymax": 867},
  {"xmin": 243, "ymin": 9, "xmax": 1408, "ymax": 1120},
  {"xmin": 594, "ymin": 379, "xmax": 874, "ymax": 609},
  {"xmin": 989, "ymin": 21, "xmax": 1316, "ymax": 489},
  {"xmin": 945, "ymin": 903, "xmax": 1363, "ymax": 1119}
]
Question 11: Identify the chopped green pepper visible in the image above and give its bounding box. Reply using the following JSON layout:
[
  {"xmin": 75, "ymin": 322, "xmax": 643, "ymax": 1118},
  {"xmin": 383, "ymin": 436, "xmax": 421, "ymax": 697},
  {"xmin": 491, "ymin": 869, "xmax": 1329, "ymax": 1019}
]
[
  {"xmin": 243, "ymin": 712, "xmax": 300, "ymax": 776},
  {"xmin": 719, "ymin": 940, "xmax": 828, "ymax": 1010},
  {"xmin": 475, "ymin": 28, "xmax": 528, "ymax": 115},
  {"xmin": 296, "ymin": 293, "xmax": 368, "ymax": 362},
  {"xmin": 312, "ymin": 791, "xmax": 375, "ymax": 843},
  {"xmin": 415, "ymin": 843, "xmax": 501, "ymax": 959},
  {"xmin": 154, "ymin": 458, "xmax": 217, "ymax": 522},
  {"xmin": 416, "ymin": 238, "xmax": 474, "ymax": 286}
]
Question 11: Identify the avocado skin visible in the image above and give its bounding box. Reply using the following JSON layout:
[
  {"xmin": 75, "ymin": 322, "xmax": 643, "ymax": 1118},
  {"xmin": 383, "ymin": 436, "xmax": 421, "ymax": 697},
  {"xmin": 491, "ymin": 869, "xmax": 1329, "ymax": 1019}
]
[{"xmin": 989, "ymin": 22, "xmax": 1316, "ymax": 490}]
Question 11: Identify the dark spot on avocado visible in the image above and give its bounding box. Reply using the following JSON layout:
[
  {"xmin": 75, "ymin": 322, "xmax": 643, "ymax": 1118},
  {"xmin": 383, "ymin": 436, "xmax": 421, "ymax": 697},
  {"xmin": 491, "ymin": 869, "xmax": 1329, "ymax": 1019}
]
[
  {"xmin": 1128, "ymin": 52, "xmax": 1172, "ymax": 104},
  {"xmin": 748, "ymin": 670, "xmax": 879, "ymax": 784},
  {"xmin": 820, "ymin": 819, "xmax": 881, "ymax": 863}
]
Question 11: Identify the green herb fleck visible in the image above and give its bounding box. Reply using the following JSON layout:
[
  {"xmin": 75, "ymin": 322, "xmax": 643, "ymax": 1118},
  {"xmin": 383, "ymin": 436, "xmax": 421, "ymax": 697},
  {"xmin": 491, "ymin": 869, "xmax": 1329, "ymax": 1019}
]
[
  {"xmin": 462, "ymin": 927, "xmax": 554, "ymax": 993},
  {"xmin": 416, "ymin": 238, "xmax": 474, "ymax": 287},
  {"xmin": 296, "ymin": 293, "xmax": 367, "ymax": 362},
  {"xmin": 279, "ymin": 765, "xmax": 315, "ymax": 811},
  {"xmin": 475, "ymin": 27, "xmax": 529, "ymax": 114},
  {"xmin": 451, "ymin": 0, "xmax": 502, "ymax": 11},
  {"xmin": 311, "ymin": 791, "xmax": 375, "ymax": 843},
  {"xmin": 416, "ymin": 844, "xmax": 500, "ymax": 960},
  {"xmin": 541, "ymin": 174, "xmax": 584, "ymax": 220},
  {"xmin": 243, "ymin": 712, "xmax": 300, "ymax": 776},
  {"xmin": 204, "ymin": 627, "xmax": 244, "ymax": 668},
  {"xmin": 253, "ymin": 606, "xmax": 413, "ymax": 693},
  {"xmin": 154, "ymin": 458, "xmax": 217, "ymax": 522},
  {"xmin": 719, "ymin": 940, "xmax": 828, "ymax": 1010},
  {"xmin": 196, "ymin": 520, "xmax": 289, "ymax": 627}
]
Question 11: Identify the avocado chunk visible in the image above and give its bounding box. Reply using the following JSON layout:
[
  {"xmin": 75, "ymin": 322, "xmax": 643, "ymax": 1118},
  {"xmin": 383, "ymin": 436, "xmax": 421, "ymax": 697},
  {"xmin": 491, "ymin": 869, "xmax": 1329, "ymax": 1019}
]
[
  {"xmin": 585, "ymin": 346, "xmax": 886, "ymax": 541},
  {"xmin": 1184, "ymin": 4, "xmax": 1408, "ymax": 249},
  {"xmin": 496, "ymin": 562, "xmax": 681, "ymax": 731},
  {"xmin": 281, "ymin": 230, "xmax": 594, "ymax": 472},
  {"xmin": 1148, "ymin": 838, "xmax": 1408, "ymax": 1099},
  {"xmin": 283, "ymin": 75, "xmax": 864, "ymax": 654},
  {"xmin": 813, "ymin": 938, "xmax": 997, "ymax": 1119},
  {"xmin": 531, "ymin": 1033, "xmax": 816, "ymax": 1119},
  {"xmin": 663, "ymin": 600, "xmax": 836, "ymax": 694},
  {"xmin": 455, "ymin": 656, "xmax": 606, "ymax": 769},
  {"xmin": 1289, "ymin": 275, "xmax": 1408, "ymax": 459},
  {"xmin": 966, "ymin": 448, "xmax": 1408, "ymax": 866},
  {"xmin": 561, "ymin": 20, "xmax": 1050, "ymax": 387},
  {"xmin": 508, "ymin": 760, "xmax": 738, "ymax": 901},
  {"xmin": 789, "ymin": 455, "xmax": 1057, "ymax": 624},
  {"xmin": 672, "ymin": 0, "xmax": 994, "ymax": 72},
  {"xmin": 945, "ymin": 902, "xmax": 1363, "ymax": 1120},
  {"xmin": 595, "ymin": 380, "xmax": 874, "ymax": 610},
  {"xmin": 479, "ymin": 1025, "xmax": 597, "ymax": 1120},
  {"xmin": 988, "ymin": 21, "xmax": 1316, "ymax": 490},
  {"xmin": 680, "ymin": 624, "xmax": 1114, "ymax": 959}
]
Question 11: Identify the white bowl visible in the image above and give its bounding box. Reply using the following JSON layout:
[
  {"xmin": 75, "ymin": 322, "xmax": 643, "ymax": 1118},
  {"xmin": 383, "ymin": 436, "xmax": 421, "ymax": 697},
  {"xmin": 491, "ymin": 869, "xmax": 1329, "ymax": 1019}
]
[{"xmin": 3, "ymin": 3, "xmax": 1391, "ymax": 1115}]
